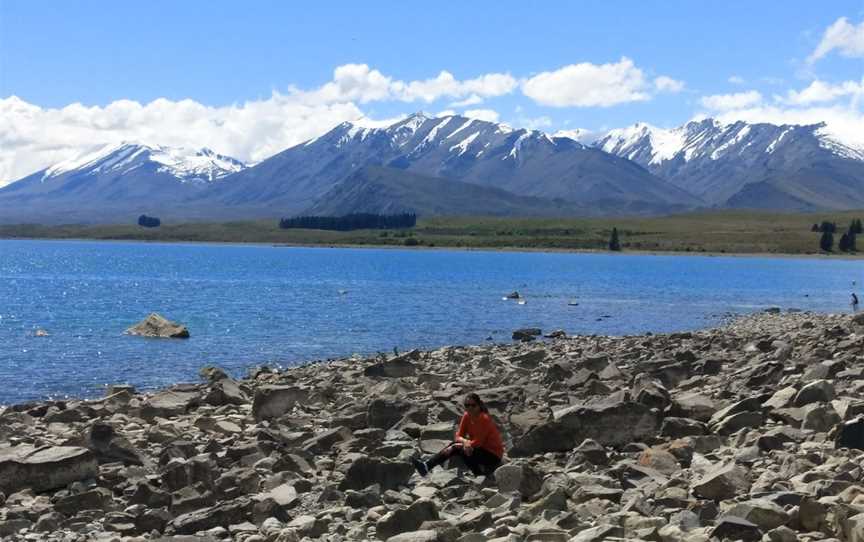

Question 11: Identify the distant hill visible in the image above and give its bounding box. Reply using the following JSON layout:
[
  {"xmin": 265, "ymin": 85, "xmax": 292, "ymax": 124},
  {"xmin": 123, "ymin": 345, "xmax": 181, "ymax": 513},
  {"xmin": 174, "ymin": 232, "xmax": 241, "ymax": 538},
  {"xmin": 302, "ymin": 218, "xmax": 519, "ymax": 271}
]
[{"xmin": 302, "ymin": 166, "xmax": 591, "ymax": 217}]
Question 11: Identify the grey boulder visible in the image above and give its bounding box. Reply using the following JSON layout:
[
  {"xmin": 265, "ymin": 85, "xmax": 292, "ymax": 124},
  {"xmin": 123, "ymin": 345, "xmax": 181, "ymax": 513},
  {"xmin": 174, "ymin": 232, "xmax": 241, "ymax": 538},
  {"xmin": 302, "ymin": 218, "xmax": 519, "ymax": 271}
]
[
  {"xmin": 125, "ymin": 312, "xmax": 189, "ymax": 338},
  {"xmin": 692, "ymin": 463, "xmax": 750, "ymax": 500},
  {"xmin": 511, "ymin": 400, "xmax": 659, "ymax": 455},
  {"xmin": 0, "ymin": 445, "xmax": 98, "ymax": 494}
]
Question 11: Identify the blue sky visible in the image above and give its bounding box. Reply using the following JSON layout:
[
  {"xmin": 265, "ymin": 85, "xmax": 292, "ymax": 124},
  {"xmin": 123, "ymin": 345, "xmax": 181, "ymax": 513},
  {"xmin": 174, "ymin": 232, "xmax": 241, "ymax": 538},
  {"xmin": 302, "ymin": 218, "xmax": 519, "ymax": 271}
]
[{"xmin": 1, "ymin": 0, "xmax": 863, "ymax": 182}]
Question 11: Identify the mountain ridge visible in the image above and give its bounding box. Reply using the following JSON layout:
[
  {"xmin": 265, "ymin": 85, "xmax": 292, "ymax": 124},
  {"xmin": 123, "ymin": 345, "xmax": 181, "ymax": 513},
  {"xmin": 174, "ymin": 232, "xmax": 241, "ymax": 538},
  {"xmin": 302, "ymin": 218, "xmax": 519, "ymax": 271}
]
[
  {"xmin": 587, "ymin": 119, "xmax": 864, "ymax": 210},
  {"xmin": 2, "ymin": 113, "xmax": 864, "ymax": 224},
  {"xmin": 200, "ymin": 112, "xmax": 698, "ymax": 218}
]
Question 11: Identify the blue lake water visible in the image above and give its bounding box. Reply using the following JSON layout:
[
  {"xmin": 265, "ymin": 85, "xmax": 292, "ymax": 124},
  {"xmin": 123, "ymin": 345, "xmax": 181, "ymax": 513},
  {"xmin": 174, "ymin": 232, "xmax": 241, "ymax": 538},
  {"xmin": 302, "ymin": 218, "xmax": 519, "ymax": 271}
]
[{"xmin": 0, "ymin": 239, "xmax": 860, "ymax": 405}]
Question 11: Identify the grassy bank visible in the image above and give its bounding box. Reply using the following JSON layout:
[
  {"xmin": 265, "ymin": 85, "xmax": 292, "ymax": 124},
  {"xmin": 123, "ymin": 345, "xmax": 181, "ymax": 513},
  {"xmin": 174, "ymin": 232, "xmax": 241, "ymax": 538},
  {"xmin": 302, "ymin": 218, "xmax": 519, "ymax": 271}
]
[{"xmin": 1, "ymin": 209, "xmax": 863, "ymax": 255}]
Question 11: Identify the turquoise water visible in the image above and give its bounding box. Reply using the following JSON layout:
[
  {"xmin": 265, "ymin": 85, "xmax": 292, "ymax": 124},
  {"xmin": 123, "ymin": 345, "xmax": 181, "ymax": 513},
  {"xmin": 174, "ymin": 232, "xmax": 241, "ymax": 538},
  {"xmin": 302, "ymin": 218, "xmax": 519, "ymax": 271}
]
[{"xmin": 0, "ymin": 239, "xmax": 860, "ymax": 405}]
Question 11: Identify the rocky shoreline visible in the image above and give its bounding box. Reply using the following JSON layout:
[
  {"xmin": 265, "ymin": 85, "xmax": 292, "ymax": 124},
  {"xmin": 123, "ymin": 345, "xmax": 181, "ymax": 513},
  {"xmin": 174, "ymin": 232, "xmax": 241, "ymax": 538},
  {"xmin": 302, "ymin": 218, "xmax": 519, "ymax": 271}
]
[{"xmin": 2, "ymin": 311, "xmax": 864, "ymax": 541}]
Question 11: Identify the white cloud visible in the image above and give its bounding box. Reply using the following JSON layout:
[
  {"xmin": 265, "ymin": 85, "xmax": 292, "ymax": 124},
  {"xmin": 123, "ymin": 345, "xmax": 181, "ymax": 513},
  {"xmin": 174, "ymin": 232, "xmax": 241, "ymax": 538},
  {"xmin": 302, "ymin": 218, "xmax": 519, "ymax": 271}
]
[
  {"xmin": 293, "ymin": 63, "xmax": 517, "ymax": 105},
  {"xmin": 302, "ymin": 64, "xmax": 394, "ymax": 104},
  {"xmin": 728, "ymin": 75, "xmax": 745, "ymax": 85},
  {"xmin": 700, "ymin": 90, "xmax": 763, "ymax": 111},
  {"xmin": 521, "ymin": 57, "xmax": 653, "ymax": 107},
  {"xmin": 807, "ymin": 17, "xmax": 864, "ymax": 63},
  {"xmin": 463, "ymin": 109, "xmax": 500, "ymax": 122},
  {"xmin": 653, "ymin": 76, "xmax": 685, "ymax": 93},
  {"xmin": 0, "ymin": 94, "xmax": 371, "ymax": 185},
  {"xmin": 396, "ymin": 71, "xmax": 516, "ymax": 103},
  {"xmin": 779, "ymin": 78, "xmax": 864, "ymax": 105},
  {"xmin": 449, "ymin": 94, "xmax": 484, "ymax": 107},
  {"xmin": 434, "ymin": 109, "xmax": 456, "ymax": 118}
]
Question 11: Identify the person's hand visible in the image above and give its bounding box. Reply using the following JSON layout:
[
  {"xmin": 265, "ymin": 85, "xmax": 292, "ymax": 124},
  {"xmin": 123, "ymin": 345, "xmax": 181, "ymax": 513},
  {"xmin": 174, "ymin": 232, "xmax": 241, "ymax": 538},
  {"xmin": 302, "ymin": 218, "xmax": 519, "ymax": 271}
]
[{"xmin": 463, "ymin": 442, "xmax": 473, "ymax": 456}]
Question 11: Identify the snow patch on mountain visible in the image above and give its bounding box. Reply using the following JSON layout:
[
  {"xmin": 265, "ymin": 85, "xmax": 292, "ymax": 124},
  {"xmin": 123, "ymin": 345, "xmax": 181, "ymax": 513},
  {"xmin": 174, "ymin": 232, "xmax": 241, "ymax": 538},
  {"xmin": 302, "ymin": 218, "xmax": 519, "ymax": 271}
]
[
  {"xmin": 765, "ymin": 127, "xmax": 791, "ymax": 154},
  {"xmin": 42, "ymin": 142, "xmax": 245, "ymax": 183},
  {"xmin": 449, "ymin": 131, "xmax": 480, "ymax": 156},
  {"xmin": 151, "ymin": 147, "xmax": 245, "ymax": 181},
  {"xmin": 446, "ymin": 118, "xmax": 477, "ymax": 140},
  {"xmin": 414, "ymin": 116, "xmax": 454, "ymax": 151},
  {"xmin": 505, "ymin": 131, "xmax": 551, "ymax": 160},
  {"xmin": 814, "ymin": 125, "xmax": 864, "ymax": 161},
  {"xmin": 44, "ymin": 142, "xmax": 132, "ymax": 178},
  {"xmin": 710, "ymin": 125, "xmax": 751, "ymax": 159},
  {"xmin": 387, "ymin": 113, "xmax": 432, "ymax": 145},
  {"xmin": 597, "ymin": 123, "xmax": 685, "ymax": 164}
]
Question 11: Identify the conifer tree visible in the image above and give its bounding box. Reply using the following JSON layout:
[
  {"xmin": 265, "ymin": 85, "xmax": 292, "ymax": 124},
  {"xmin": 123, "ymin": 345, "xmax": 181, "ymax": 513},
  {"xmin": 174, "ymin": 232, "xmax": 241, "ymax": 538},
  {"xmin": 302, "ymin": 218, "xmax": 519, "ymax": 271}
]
[
  {"xmin": 609, "ymin": 227, "xmax": 621, "ymax": 251},
  {"xmin": 839, "ymin": 233, "xmax": 850, "ymax": 252},
  {"xmin": 820, "ymin": 230, "xmax": 834, "ymax": 252}
]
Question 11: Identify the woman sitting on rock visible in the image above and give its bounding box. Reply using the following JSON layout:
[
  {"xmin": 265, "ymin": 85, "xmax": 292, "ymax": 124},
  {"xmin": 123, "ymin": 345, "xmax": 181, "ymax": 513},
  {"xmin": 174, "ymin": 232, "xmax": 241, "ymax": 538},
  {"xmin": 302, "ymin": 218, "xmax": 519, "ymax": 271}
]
[{"xmin": 412, "ymin": 392, "xmax": 504, "ymax": 477}]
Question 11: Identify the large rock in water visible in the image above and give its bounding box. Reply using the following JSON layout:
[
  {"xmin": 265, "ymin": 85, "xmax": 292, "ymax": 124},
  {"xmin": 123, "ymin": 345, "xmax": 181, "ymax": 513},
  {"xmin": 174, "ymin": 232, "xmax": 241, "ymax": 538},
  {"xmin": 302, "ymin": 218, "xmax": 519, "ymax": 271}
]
[
  {"xmin": 0, "ymin": 445, "xmax": 98, "ymax": 493},
  {"xmin": 512, "ymin": 328, "xmax": 542, "ymax": 341},
  {"xmin": 125, "ymin": 313, "xmax": 190, "ymax": 338},
  {"xmin": 510, "ymin": 400, "xmax": 660, "ymax": 456}
]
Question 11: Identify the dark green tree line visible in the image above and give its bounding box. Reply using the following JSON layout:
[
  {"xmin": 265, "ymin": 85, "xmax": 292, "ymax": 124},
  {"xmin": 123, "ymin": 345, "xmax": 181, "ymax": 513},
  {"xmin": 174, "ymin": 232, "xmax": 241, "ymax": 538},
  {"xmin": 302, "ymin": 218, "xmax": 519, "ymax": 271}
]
[{"xmin": 279, "ymin": 213, "xmax": 417, "ymax": 231}]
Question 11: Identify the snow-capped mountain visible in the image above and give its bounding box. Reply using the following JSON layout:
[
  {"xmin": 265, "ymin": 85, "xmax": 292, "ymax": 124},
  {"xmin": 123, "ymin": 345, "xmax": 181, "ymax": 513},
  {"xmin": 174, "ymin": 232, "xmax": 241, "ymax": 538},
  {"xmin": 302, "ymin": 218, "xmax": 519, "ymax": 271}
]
[
  {"xmin": 0, "ymin": 142, "xmax": 246, "ymax": 223},
  {"xmin": 41, "ymin": 142, "xmax": 245, "ymax": 184},
  {"xmin": 5, "ymin": 112, "xmax": 864, "ymax": 225},
  {"xmin": 589, "ymin": 119, "xmax": 864, "ymax": 209},
  {"xmin": 204, "ymin": 112, "xmax": 699, "ymax": 216}
]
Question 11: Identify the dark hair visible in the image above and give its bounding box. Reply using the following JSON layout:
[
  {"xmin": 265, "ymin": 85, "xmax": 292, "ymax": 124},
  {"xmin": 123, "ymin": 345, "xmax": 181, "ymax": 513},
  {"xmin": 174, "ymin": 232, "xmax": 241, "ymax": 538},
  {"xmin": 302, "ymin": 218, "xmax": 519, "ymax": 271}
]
[{"xmin": 464, "ymin": 392, "xmax": 489, "ymax": 413}]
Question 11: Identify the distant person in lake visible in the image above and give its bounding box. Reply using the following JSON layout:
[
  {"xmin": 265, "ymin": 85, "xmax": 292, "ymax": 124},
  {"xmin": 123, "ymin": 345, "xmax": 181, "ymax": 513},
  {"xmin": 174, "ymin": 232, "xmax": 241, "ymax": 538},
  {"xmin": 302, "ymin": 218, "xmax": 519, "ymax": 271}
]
[
  {"xmin": 853, "ymin": 293, "xmax": 860, "ymax": 312},
  {"xmin": 412, "ymin": 392, "xmax": 504, "ymax": 477}
]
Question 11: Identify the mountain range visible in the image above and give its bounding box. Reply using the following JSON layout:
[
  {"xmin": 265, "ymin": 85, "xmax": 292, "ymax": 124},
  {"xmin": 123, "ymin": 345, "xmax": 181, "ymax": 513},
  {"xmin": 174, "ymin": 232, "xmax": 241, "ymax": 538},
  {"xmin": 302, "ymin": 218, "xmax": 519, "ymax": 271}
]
[
  {"xmin": 1, "ymin": 113, "xmax": 863, "ymax": 224},
  {"xmin": 595, "ymin": 119, "xmax": 864, "ymax": 210}
]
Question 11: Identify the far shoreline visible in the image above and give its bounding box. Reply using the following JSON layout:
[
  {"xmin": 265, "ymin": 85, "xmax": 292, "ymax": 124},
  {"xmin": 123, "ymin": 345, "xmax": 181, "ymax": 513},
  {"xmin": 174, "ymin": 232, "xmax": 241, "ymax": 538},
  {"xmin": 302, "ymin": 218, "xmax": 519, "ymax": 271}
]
[
  {"xmin": 2, "ymin": 209, "xmax": 863, "ymax": 259},
  {"xmin": 1, "ymin": 234, "xmax": 863, "ymax": 261}
]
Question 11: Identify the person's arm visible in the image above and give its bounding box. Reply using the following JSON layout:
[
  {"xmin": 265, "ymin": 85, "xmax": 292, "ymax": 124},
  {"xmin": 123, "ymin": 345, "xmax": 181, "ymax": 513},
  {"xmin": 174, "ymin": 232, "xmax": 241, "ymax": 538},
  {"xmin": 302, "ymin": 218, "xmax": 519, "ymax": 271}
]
[{"xmin": 454, "ymin": 414, "xmax": 468, "ymax": 444}]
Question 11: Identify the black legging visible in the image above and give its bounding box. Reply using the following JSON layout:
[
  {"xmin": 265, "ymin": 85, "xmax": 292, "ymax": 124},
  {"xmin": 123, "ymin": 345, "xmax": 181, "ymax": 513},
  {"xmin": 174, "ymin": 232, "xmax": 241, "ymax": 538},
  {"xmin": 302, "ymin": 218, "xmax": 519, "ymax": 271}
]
[{"xmin": 426, "ymin": 442, "xmax": 502, "ymax": 475}]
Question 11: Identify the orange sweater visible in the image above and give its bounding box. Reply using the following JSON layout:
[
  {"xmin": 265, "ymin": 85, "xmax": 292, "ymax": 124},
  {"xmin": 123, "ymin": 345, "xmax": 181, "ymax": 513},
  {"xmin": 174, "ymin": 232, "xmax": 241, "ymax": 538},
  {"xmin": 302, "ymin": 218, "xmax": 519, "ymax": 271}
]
[{"xmin": 456, "ymin": 412, "xmax": 504, "ymax": 458}]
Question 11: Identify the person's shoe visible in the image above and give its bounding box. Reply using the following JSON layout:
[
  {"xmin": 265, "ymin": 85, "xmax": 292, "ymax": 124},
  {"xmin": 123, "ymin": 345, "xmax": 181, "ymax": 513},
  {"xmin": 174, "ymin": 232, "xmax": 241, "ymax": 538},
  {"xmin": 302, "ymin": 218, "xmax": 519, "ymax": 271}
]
[{"xmin": 412, "ymin": 458, "xmax": 429, "ymax": 477}]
